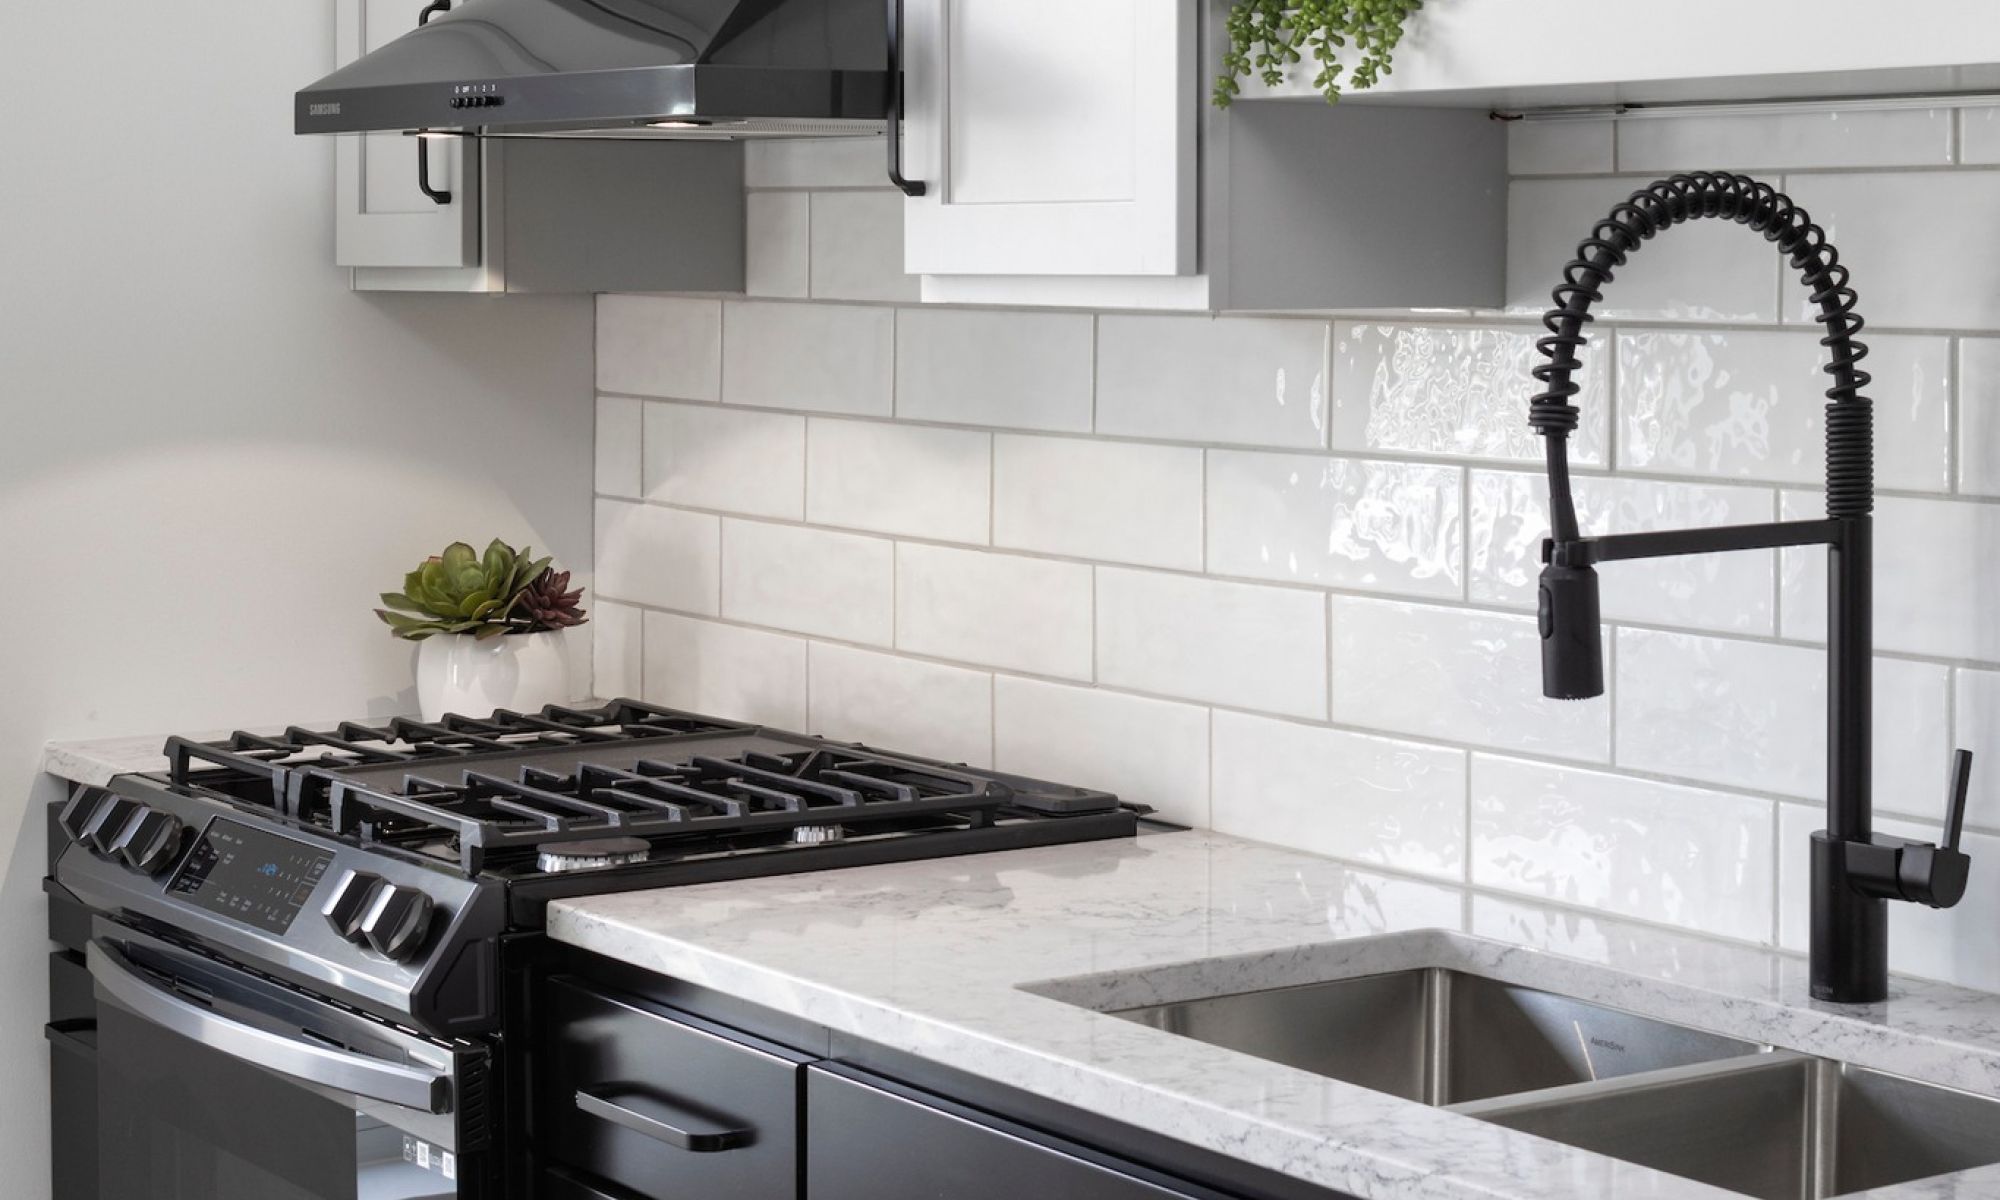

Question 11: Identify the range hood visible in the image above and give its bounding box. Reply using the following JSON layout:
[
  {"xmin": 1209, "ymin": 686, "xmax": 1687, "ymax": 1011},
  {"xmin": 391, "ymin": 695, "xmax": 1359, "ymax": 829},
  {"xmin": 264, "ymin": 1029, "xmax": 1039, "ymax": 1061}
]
[{"xmin": 296, "ymin": 0, "xmax": 890, "ymax": 138}]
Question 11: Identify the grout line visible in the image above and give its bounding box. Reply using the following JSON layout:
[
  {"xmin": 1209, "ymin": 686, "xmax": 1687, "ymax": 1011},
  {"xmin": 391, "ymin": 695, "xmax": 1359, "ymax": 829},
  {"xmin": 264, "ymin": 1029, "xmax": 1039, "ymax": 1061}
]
[
  {"xmin": 599, "ymin": 595, "xmax": 2000, "ymax": 838},
  {"xmin": 593, "ymin": 392, "xmax": 1983, "ymax": 504},
  {"xmin": 595, "ymin": 496, "xmax": 2000, "ymax": 671},
  {"xmin": 1948, "ymin": 335, "xmax": 1963, "ymax": 495}
]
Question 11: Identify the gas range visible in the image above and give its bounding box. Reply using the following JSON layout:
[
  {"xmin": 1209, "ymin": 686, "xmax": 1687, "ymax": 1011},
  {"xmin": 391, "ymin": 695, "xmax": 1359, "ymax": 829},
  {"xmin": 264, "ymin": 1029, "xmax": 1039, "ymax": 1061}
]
[{"xmin": 52, "ymin": 699, "xmax": 1142, "ymax": 1037}]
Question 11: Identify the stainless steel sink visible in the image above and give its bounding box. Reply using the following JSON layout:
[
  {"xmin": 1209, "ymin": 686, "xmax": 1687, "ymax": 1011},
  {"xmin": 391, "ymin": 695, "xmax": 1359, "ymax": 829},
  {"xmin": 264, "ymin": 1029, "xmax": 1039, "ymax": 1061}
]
[
  {"xmin": 1455, "ymin": 1051, "xmax": 2000, "ymax": 1198},
  {"xmin": 1108, "ymin": 968, "xmax": 1765, "ymax": 1104}
]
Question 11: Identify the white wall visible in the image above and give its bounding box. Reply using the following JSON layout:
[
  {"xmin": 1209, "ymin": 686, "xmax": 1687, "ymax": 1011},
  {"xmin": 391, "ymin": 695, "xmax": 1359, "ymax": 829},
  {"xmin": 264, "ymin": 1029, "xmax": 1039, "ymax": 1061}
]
[
  {"xmin": 597, "ymin": 117, "xmax": 2000, "ymax": 993},
  {"xmin": 0, "ymin": 3, "xmax": 595, "ymax": 1193}
]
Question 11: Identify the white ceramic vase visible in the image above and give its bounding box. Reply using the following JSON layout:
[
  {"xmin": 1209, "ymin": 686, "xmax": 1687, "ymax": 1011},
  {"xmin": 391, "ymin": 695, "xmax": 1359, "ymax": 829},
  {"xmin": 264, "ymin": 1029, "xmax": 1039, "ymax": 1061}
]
[{"xmin": 415, "ymin": 629, "xmax": 572, "ymax": 721}]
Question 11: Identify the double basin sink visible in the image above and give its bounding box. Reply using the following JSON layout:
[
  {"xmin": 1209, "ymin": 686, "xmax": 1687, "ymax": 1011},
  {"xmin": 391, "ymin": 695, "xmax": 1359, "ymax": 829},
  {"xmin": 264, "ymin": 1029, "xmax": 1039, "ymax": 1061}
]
[{"xmin": 1107, "ymin": 969, "xmax": 2000, "ymax": 1197}]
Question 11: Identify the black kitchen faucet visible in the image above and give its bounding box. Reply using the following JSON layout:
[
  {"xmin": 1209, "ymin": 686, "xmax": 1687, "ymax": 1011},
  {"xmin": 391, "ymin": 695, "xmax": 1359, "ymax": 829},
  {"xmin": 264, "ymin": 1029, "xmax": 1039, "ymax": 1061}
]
[{"xmin": 1527, "ymin": 171, "xmax": 1975, "ymax": 1005}]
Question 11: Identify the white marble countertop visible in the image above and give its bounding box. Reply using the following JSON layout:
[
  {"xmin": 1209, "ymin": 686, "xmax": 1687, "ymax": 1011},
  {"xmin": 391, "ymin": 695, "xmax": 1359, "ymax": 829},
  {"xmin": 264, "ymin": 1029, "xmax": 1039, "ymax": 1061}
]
[
  {"xmin": 547, "ymin": 830, "xmax": 2000, "ymax": 1200},
  {"xmin": 43, "ymin": 735, "xmax": 2000, "ymax": 1197}
]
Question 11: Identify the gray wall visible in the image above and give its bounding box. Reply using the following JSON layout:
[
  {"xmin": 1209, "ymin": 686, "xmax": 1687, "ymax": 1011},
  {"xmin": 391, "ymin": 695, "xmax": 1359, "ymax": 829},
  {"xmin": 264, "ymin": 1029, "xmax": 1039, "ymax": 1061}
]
[{"xmin": 0, "ymin": 3, "xmax": 596, "ymax": 1192}]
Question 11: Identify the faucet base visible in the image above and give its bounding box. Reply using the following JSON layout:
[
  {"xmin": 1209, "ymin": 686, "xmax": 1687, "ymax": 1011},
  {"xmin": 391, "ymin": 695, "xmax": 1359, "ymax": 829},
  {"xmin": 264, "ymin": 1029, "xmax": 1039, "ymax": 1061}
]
[{"xmin": 1811, "ymin": 831, "xmax": 1889, "ymax": 1004}]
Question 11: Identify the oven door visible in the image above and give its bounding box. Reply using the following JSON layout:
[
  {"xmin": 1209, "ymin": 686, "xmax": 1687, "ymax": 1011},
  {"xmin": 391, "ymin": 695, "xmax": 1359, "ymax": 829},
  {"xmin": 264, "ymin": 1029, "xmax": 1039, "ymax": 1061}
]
[{"xmin": 87, "ymin": 921, "xmax": 493, "ymax": 1200}]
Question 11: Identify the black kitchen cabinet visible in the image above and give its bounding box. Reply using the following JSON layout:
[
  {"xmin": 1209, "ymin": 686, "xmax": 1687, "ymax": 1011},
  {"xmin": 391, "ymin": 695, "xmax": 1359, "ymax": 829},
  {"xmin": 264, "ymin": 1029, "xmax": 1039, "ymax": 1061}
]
[
  {"xmin": 537, "ymin": 976, "xmax": 813, "ymax": 1200},
  {"xmin": 806, "ymin": 1063, "xmax": 1243, "ymax": 1200},
  {"xmin": 541, "ymin": 952, "xmax": 1351, "ymax": 1200}
]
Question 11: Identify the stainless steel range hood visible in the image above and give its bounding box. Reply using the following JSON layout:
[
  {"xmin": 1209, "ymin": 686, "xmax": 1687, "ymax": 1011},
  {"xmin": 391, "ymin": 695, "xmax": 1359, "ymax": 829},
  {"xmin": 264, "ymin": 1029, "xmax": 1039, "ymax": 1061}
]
[{"xmin": 296, "ymin": 0, "xmax": 889, "ymax": 139}]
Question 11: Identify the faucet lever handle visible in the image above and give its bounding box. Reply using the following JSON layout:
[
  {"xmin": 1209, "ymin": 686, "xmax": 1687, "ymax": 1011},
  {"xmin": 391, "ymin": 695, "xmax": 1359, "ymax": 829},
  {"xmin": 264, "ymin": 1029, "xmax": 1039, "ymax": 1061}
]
[{"xmin": 1944, "ymin": 749, "xmax": 1973, "ymax": 854}]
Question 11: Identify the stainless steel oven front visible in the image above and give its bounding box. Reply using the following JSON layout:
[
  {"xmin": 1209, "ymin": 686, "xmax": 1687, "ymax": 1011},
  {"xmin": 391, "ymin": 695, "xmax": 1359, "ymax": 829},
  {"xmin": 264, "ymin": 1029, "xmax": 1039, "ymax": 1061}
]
[{"xmin": 87, "ymin": 920, "xmax": 496, "ymax": 1200}]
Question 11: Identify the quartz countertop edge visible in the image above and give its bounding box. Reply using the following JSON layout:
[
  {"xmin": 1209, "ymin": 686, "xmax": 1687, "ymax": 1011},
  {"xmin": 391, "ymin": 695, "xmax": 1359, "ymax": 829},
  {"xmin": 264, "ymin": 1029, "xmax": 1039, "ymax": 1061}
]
[{"xmin": 545, "ymin": 832, "xmax": 2000, "ymax": 1200}]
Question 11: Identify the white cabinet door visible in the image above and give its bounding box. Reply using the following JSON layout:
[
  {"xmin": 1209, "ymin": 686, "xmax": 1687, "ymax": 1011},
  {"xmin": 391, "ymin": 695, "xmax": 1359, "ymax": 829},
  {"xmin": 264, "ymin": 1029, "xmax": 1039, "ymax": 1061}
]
[
  {"xmin": 333, "ymin": 0, "xmax": 480, "ymax": 269},
  {"xmin": 902, "ymin": 0, "xmax": 1196, "ymax": 278}
]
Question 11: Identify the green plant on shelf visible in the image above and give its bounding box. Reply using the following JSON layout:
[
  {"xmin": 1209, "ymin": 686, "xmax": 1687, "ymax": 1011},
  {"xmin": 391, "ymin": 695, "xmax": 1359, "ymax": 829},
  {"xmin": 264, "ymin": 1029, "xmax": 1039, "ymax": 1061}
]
[{"xmin": 1214, "ymin": 0, "xmax": 1424, "ymax": 108}]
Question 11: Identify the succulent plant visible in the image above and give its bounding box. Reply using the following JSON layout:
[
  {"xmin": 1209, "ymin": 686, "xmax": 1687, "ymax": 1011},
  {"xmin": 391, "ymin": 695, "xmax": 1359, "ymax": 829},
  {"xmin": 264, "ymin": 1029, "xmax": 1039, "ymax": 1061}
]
[
  {"xmin": 376, "ymin": 538, "xmax": 552, "ymax": 641},
  {"xmin": 515, "ymin": 567, "xmax": 588, "ymax": 632}
]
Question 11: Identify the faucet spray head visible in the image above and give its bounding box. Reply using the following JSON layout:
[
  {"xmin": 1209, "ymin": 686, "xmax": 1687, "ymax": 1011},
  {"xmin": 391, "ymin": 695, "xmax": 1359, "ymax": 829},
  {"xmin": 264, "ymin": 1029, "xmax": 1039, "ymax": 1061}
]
[{"xmin": 1538, "ymin": 560, "xmax": 1604, "ymax": 700}]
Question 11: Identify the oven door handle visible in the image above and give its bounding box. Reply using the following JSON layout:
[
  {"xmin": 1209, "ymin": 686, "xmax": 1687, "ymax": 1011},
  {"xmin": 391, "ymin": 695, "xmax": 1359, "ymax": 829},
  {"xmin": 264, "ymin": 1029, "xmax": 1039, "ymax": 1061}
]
[{"xmin": 87, "ymin": 939, "xmax": 452, "ymax": 1114}]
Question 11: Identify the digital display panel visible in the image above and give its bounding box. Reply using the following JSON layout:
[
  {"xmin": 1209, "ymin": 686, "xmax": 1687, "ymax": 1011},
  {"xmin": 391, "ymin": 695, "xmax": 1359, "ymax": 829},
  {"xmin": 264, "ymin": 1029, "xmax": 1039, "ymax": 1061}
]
[{"xmin": 167, "ymin": 819, "xmax": 333, "ymax": 935}]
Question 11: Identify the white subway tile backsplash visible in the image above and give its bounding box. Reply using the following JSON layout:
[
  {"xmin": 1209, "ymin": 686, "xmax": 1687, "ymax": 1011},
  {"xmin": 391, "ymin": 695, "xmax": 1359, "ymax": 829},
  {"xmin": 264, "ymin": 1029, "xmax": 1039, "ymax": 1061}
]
[
  {"xmin": 1779, "ymin": 492, "xmax": 2000, "ymax": 662},
  {"xmin": 1508, "ymin": 178, "xmax": 1780, "ymax": 322},
  {"xmin": 1958, "ymin": 338, "xmax": 2000, "ymax": 497},
  {"xmin": 896, "ymin": 309, "xmax": 1094, "ymax": 433},
  {"xmin": 745, "ymin": 192, "xmax": 809, "ymax": 299},
  {"xmin": 993, "ymin": 435, "xmax": 1202, "ymax": 570},
  {"xmin": 1779, "ymin": 802, "xmax": 2000, "ymax": 991},
  {"xmin": 595, "ymin": 107, "xmax": 2000, "ymax": 987},
  {"xmin": 1097, "ymin": 315, "xmax": 1329, "ymax": 449},
  {"xmin": 1330, "ymin": 323, "xmax": 1609, "ymax": 466},
  {"xmin": 1468, "ymin": 470, "xmax": 1776, "ymax": 634},
  {"xmin": 808, "ymin": 642, "xmax": 992, "ymax": 767},
  {"xmin": 1097, "ymin": 568, "xmax": 1327, "ymax": 719},
  {"xmin": 1330, "ymin": 597, "xmax": 1610, "ymax": 762},
  {"xmin": 594, "ymin": 499, "xmax": 719, "ymax": 615},
  {"xmin": 1208, "ymin": 452, "xmax": 1462, "ymax": 599},
  {"xmin": 809, "ymin": 191, "xmax": 918, "ymax": 303},
  {"xmin": 642, "ymin": 402, "xmax": 805, "ymax": 520},
  {"xmin": 1956, "ymin": 669, "xmax": 2000, "ymax": 830},
  {"xmin": 896, "ymin": 543, "xmax": 1092, "ymax": 680},
  {"xmin": 806, "ymin": 419, "xmax": 990, "ymax": 543},
  {"xmin": 1213, "ymin": 711, "xmax": 1467, "ymax": 880},
  {"xmin": 1781, "ymin": 171, "xmax": 2000, "ymax": 330},
  {"xmin": 1618, "ymin": 329, "xmax": 1951, "ymax": 492},
  {"xmin": 1614, "ymin": 628, "xmax": 1949, "ymax": 807},
  {"xmin": 719, "ymin": 519, "xmax": 892, "ymax": 645},
  {"xmin": 993, "ymin": 679, "xmax": 1209, "ymax": 827},
  {"xmin": 745, "ymin": 138, "xmax": 884, "ymax": 189},
  {"xmin": 591, "ymin": 600, "xmax": 643, "ymax": 700},
  {"xmin": 596, "ymin": 295, "xmax": 722, "ymax": 400},
  {"xmin": 721, "ymin": 301, "xmax": 893, "ymax": 416},
  {"xmin": 643, "ymin": 612, "xmax": 809, "ymax": 730},
  {"xmin": 596, "ymin": 395, "xmax": 643, "ymax": 499},
  {"xmin": 1508, "ymin": 120, "xmax": 1613, "ymax": 176},
  {"xmin": 1471, "ymin": 756, "xmax": 1776, "ymax": 943},
  {"xmin": 1618, "ymin": 109, "xmax": 1952, "ymax": 173}
]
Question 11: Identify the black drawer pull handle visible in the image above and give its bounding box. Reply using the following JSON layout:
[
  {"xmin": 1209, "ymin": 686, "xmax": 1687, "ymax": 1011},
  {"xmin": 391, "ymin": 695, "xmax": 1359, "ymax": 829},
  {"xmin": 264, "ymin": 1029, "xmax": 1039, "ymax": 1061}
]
[{"xmin": 575, "ymin": 1087, "xmax": 753, "ymax": 1153}]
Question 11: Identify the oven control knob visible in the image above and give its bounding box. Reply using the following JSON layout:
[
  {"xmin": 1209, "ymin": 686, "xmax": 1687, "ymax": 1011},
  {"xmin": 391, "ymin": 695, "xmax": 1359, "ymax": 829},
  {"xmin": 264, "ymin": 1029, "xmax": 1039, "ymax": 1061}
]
[
  {"xmin": 58, "ymin": 790, "xmax": 108, "ymax": 844},
  {"xmin": 83, "ymin": 797, "xmax": 144, "ymax": 858},
  {"xmin": 361, "ymin": 885, "xmax": 435, "ymax": 962},
  {"xmin": 322, "ymin": 869, "xmax": 385, "ymax": 942},
  {"xmin": 113, "ymin": 809, "xmax": 184, "ymax": 875}
]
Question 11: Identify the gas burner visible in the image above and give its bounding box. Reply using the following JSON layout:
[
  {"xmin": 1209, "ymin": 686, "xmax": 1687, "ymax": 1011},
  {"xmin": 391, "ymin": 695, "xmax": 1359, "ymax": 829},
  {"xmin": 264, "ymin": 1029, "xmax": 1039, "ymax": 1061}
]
[
  {"xmin": 536, "ymin": 837, "xmax": 652, "ymax": 874},
  {"xmin": 791, "ymin": 824, "xmax": 846, "ymax": 846}
]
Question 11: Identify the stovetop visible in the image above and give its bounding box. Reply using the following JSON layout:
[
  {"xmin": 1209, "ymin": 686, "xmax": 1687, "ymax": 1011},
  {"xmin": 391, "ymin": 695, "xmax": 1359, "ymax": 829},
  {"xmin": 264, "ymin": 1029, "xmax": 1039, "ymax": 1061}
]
[
  {"xmin": 157, "ymin": 699, "xmax": 1127, "ymax": 877},
  {"xmin": 55, "ymin": 699, "xmax": 1143, "ymax": 1035}
]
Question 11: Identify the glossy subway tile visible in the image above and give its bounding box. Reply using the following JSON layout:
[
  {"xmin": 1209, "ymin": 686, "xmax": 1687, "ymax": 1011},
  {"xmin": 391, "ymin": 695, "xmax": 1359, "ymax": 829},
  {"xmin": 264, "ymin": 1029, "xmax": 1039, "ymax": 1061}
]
[{"xmin": 993, "ymin": 678, "xmax": 1210, "ymax": 827}]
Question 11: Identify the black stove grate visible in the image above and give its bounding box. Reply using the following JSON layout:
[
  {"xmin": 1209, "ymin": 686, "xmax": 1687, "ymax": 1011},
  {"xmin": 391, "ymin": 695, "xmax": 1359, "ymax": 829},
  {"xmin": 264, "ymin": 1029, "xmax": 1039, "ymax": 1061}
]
[
  {"xmin": 165, "ymin": 700, "xmax": 753, "ymax": 811},
  {"xmin": 313, "ymin": 746, "xmax": 1009, "ymax": 874}
]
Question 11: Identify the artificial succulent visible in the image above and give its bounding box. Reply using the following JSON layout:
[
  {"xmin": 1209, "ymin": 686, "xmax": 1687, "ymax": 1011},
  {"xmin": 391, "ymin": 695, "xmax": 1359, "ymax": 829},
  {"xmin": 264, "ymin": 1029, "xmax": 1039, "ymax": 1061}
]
[
  {"xmin": 515, "ymin": 567, "xmax": 588, "ymax": 631},
  {"xmin": 376, "ymin": 538, "xmax": 562, "ymax": 641}
]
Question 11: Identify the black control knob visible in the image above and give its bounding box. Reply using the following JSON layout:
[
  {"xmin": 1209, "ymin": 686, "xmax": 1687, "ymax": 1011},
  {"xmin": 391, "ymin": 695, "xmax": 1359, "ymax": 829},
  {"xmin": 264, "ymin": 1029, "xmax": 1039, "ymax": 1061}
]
[
  {"xmin": 112, "ymin": 809, "xmax": 184, "ymax": 875},
  {"xmin": 58, "ymin": 791, "xmax": 107, "ymax": 843},
  {"xmin": 83, "ymin": 797, "xmax": 144, "ymax": 858},
  {"xmin": 322, "ymin": 869, "xmax": 385, "ymax": 942},
  {"xmin": 360, "ymin": 885, "xmax": 435, "ymax": 962}
]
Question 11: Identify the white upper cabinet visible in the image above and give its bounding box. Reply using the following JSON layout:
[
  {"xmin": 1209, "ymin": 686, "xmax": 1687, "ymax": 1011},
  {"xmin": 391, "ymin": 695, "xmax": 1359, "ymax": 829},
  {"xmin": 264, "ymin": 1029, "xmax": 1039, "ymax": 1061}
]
[
  {"xmin": 901, "ymin": 0, "xmax": 1196, "ymax": 278},
  {"xmin": 336, "ymin": 0, "xmax": 480, "ymax": 273},
  {"xmin": 903, "ymin": 0, "xmax": 1506, "ymax": 311}
]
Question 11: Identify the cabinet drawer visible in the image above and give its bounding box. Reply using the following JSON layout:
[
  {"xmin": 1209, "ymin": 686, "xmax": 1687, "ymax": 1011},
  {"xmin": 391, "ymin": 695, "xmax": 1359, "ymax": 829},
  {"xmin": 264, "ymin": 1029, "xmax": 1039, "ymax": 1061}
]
[
  {"xmin": 807, "ymin": 1064, "xmax": 1240, "ymax": 1200},
  {"xmin": 542, "ymin": 977, "xmax": 809, "ymax": 1200}
]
